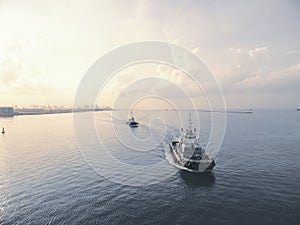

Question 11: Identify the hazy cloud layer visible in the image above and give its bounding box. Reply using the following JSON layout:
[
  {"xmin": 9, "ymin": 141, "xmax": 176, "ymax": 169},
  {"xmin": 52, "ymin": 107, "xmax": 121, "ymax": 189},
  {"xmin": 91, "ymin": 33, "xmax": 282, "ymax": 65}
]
[{"xmin": 1, "ymin": 0, "xmax": 300, "ymax": 108}]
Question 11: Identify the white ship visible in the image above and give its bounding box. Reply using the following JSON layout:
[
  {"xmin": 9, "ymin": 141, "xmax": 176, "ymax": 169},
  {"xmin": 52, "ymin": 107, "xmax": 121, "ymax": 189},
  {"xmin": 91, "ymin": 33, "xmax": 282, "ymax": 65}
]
[{"xmin": 169, "ymin": 112, "xmax": 215, "ymax": 172}]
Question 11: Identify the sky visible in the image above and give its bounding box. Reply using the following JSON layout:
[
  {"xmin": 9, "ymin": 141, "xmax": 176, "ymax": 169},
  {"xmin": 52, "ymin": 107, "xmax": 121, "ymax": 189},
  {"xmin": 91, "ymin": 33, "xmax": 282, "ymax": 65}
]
[{"xmin": 0, "ymin": 0, "xmax": 299, "ymax": 109}]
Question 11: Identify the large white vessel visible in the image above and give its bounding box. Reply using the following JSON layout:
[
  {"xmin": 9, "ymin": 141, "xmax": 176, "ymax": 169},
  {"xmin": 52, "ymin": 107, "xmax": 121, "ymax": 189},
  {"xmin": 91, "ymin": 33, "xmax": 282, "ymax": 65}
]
[{"xmin": 169, "ymin": 112, "xmax": 215, "ymax": 172}]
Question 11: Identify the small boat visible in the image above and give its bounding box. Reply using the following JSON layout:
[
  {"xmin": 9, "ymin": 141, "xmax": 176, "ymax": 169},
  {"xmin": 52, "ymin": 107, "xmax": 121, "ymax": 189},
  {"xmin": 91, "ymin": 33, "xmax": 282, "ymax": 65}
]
[
  {"xmin": 1, "ymin": 127, "xmax": 5, "ymax": 134},
  {"xmin": 170, "ymin": 112, "xmax": 215, "ymax": 172},
  {"xmin": 297, "ymin": 109, "xmax": 300, "ymax": 111},
  {"xmin": 127, "ymin": 111, "xmax": 139, "ymax": 127}
]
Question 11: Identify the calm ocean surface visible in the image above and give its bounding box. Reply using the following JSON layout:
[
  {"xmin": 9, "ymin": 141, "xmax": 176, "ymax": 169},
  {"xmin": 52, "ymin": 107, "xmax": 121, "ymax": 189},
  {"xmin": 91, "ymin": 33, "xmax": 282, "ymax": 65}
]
[{"xmin": 1, "ymin": 110, "xmax": 300, "ymax": 225}]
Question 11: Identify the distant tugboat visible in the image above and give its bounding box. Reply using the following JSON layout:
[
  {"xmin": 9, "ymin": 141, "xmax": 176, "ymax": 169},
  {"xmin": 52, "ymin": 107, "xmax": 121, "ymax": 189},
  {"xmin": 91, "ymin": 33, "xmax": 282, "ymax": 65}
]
[
  {"xmin": 170, "ymin": 112, "xmax": 215, "ymax": 172},
  {"xmin": 1, "ymin": 127, "xmax": 5, "ymax": 134},
  {"xmin": 127, "ymin": 111, "xmax": 139, "ymax": 127}
]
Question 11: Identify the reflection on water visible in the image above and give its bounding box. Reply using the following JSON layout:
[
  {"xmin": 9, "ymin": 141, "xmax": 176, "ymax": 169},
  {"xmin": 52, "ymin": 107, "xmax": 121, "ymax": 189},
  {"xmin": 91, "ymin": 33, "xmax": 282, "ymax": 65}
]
[{"xmin": 179, "ymin": 170, "xmax": 215, "ymax": 187}]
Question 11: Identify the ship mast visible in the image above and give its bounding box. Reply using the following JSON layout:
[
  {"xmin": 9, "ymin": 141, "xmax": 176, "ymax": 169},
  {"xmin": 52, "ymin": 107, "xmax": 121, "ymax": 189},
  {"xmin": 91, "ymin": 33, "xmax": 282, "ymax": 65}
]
[
  {"xmin": 182, "ymin": 112, "xmax": 197, "ymax": 139},
  {"xmin": 186, "ymin": 112, "xmax": 197, "ymax": 139},
  {"xmin": 188, "ymin": 112, "xmax": 193, "ymax": 131},
  {"xmin": 130, "ymin": 110, "xmax": 135, "ymax": 121}
]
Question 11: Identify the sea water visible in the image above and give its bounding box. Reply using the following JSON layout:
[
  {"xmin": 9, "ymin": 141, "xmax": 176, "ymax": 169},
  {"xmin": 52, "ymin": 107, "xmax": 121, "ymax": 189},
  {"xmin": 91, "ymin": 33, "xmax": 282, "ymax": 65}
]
[{"xmin": 0, "ymin": 109, "xmax": 299, "ymax": 224}]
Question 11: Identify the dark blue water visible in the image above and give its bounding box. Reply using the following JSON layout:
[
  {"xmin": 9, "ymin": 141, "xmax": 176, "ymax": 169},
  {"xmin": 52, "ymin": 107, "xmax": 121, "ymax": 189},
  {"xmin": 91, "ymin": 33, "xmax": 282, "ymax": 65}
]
[{"xmin": 1, "ymin": 110, "xmax": 300, "ymax": 224}]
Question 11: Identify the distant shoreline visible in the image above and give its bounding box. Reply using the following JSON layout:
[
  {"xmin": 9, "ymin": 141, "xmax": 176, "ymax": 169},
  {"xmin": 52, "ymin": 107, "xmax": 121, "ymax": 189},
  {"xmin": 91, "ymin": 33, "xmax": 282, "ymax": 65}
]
[
  {"xmin": 2, "ymin": 108, "xmax": 299, "ymax": 118},
  {"xmin": 0, "ymin": 108, "xmax": 112, "ymax": 117}
]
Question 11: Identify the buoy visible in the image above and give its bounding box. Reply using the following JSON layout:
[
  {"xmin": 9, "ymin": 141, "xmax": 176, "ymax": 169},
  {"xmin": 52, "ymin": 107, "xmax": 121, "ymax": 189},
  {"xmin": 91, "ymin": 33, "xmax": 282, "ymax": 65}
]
[{"xmin": 1, "ymin": 127, "xmax": 5, "ymax": 134}]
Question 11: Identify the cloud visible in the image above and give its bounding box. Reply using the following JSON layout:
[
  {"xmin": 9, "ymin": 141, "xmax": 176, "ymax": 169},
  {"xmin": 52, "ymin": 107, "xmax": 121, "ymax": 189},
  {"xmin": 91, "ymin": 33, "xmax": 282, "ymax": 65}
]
[
  {"xmin": 1, "ymin": 0, "xmax": 299, "ymax": 108},
  {"xmin": 248, "ymin": 46, "xmax": 268, "ymax": 58},
  {"xmin": 265, "ymin": 62, "xmax": 300, "ymax": 91},
  {"xmin": 101, "ymin": 44, "xmax": 300, "ymax": 106},
  {"xmin": 0, "ymin": 63, "xmax": 20, "ymax": 86},
  {"xmin": 156, "ymin": 64, "xmax": 203, "ymax": 98},
  {"xmin": 13, "ymin": 82, "xmax": 52, "ymax": 95},
  {"xmin": 228, "ymin": 46, "xmax": 270, "ymax": 70},
  {"xmin": 191, "ymin": 47, "xmax": 201, "ymax": 55},
  {"xmin": 208, "ymin": 45, "xmax": 300, "ymax": 96},
  {"xmin": 0, "ymin": 39, "xmax": 48, "ymax": 89},
  {"xmin": 237, "ymin": 61, "xmax": 300, "ymax": 92},
  {"xmin": 0, "ymin": 40, "xmax": 25, "ymax": 86}
]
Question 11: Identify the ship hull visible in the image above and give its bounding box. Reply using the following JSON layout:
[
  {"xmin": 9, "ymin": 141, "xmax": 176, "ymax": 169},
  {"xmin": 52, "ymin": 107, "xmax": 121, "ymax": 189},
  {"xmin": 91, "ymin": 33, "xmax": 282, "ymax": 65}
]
[
  {"xmin": 169, "ymin": 143, "xmax": 215, "ymax": 172},
  {"xmin": 126, "ymin": 122, "xmax": 139, "ymax": 127}
]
